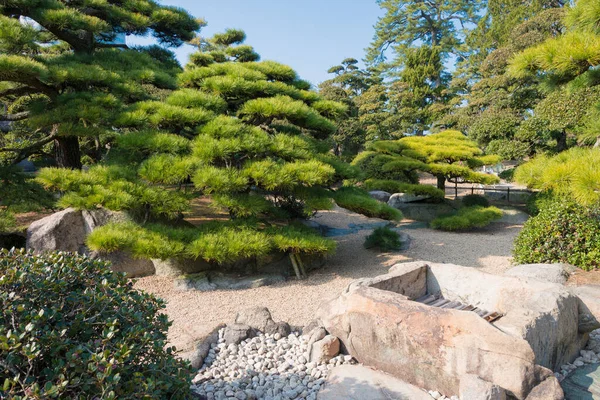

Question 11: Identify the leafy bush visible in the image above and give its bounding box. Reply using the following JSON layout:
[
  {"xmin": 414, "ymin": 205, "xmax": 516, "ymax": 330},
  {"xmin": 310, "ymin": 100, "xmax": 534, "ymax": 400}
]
[
  {"xmin": 430, "ymin": 206, "xmax": 503, "ymax": 231},
  {"xmin": 525, "ymin": 191, "xmax": 554, "ymax": 216},
  {"xmin": 498, "ymin": 168, "xmax": 516, "ymax": 182},
  {"xmin": 462, "ymin": 194, "xmax": 490, "ymax": 208},
  {"xmin": 514, "ymin": 202, "xmax": 600, "ymax": 270},
  {"xmin": 0, "ymin": 210, "xmax": 16, "ymax": 233},
  {"xmin": 0, "ymin": 249, "xmax": 193, "ymax": 399},
  {"xmin": 364, "ymin": 226, "xmax": 403, "ymax": 251},
  {"xmin": 363, "ymin": 179, "xmax": 445, "ymax": 200},
  {"xmin": 334, "ymin": 187, "xmax": 403, "ymax": 221}
]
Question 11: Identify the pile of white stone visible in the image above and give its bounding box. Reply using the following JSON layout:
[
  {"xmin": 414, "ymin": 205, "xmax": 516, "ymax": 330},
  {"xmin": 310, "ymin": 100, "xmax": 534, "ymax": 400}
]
[
  {"xmin": 556, "ymin": 328, "xmax": 600, "ymax": 381},
  {"xmin": 191, "ymin": 328, "xmax": 354, "ymax": 400}
]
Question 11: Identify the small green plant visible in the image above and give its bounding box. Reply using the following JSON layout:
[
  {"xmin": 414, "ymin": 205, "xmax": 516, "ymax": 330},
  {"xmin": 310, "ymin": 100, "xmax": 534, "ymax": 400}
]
[
  {"xmin": 364, "ymin": 226, "xmax": 404, "ymax": 251},
  {"xmin": 0, "ymin": 249, "xmax": 193, "ymax": 399},
  {"xmin": 334, "ymin": 187, "xmax": 403, "ymax": 221},
  {"xmin": 462, "ymin": 194, "xmax": 490, "ymax": 208},
  {"xmin": 430, "ymin": 206, "xmax": 503, "ymax": 231},
  {"xmin": 498, "ymin": 168, "xmax": 516, "ymax": 182},
  {"xmin": 514, "ymin": 201, "xmax": 600, "ymax": 270}
]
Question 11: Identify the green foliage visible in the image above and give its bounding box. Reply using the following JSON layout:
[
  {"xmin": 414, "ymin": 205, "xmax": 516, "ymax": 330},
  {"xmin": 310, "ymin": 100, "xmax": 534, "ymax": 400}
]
[
  {"xmin": 525, "ymin": 191, "xmax": 554, "ymax": 216},
  {"xmin": 514, "ymin": 202, "xmax": 600, "ymax": 270},
  {"xmin": 462, "ymin": 194, "xmax": 490, "ymax": 208},
  {"xmin": 0, "ymin": 249, "xmax": 193, "ymax": 399},
  {"xmin": 334, "ymin": 187, "xmax": 403, "ymax": 221},
  {"xmin": 486, "ymin": 139, "xmax": 530, "ymax": 160},
  {"xmin": 430, "ymin": 206, "xmax": 503, "ymax": 231},
  {"xmin": 498, "ymin": 168, "xmax": 516, "ymax": 182},
  {"xmin": 364, "ymin": 226, "xmax": 403, "ymax": 251},
  {"xmin": 88, "ymin": 221, "xmax": 336, "ymax": 262},
  {"xmin": 514, "ymin": 147, "xmax": 600, "ymax": 206}
]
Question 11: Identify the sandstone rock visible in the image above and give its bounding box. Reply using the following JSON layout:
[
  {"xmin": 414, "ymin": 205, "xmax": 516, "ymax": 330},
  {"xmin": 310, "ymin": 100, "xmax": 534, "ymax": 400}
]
[
  {"xmin": 309, "ymin": 335, "xmax": 339, "ymax": 364},
  {"xmin": 368, "ymin": 190, "xmax": 391, "ymax": 203},
  {"xmin": 504, "ymin": 263, "xmax": 575, "ymax": 285},
  {"xmin": 92, "ymin": 251, "xmax": 155, "ymax": 278},
  {"xmin": 174, "ymin": 272, "xmax": 217, "ymax": 291},
  {"xmin": 459, "ymin": 374, "xmax": 506, "ymax": 400},
  {"xmin": 318, "ymin": 261, "xmax": 565, "ymax": 399},
  {"xmin": 525, "ymin": 376, "xmax": 564, "ymax": 400},
  {"xmin": 302, "ymin": 319, "xmax": 323, "ymax": 337},
  {"xmin": 223, "ymin": 324, "xmax": 252, "ymax": 345},
  {"xmin": 151, "ymin": 257, "xmax": 211, "ymax": 276},
  {"xmin": 387, "ymin": 192, "xmax": 430, "ymax": 207},
  {"xmin": 235, "ymin": 307, "xmax": 275, "ymax": 332},
  {"xmin": 306, "ymin": 327, "xmax": 327, "ymax": 351},
  {"xmin": 317, "ymin": 364, "xmax": 431, "ymax": 400}
]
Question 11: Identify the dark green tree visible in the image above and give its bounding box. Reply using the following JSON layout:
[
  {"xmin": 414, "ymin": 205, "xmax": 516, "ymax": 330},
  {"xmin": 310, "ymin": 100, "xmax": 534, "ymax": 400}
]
[
  {"xmin": 0, "ymin": 1, "xmax": 200, "ymax": 169},
  {"xmin": 37, "ymin": 31, "xmax": 399, "ymax": 277},
  {"xmin": 365, "ymin": 0, "xmax": 483, "ymax": 136}
]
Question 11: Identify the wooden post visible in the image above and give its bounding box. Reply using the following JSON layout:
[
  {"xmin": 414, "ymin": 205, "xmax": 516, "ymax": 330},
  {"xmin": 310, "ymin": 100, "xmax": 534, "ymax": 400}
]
[
  {"xmin": 455, "ymin": 181, "xmax": 458, "ymax": 199},
  {"xmin": 471, "ymin": 187, "xmax": 474, "ymax": 195},
  {"xmin": 507, "ymin": 187, "xmax": 510, "ymax": 202}
]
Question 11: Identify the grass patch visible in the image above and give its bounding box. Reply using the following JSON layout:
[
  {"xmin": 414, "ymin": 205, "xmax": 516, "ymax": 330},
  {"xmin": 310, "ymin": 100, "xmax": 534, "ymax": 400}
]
[
  {"xmin": 364, "ymin": 226, "xmax": 403, "ymax": 251},
  {"xmin": 430, "ymin": 206, "xmax": 503, "ymax": 231}
]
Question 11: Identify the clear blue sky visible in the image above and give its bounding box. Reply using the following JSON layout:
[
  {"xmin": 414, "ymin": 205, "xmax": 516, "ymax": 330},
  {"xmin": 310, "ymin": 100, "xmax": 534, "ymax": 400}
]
[{"xmin": 127, "ymin": 0, "xmax": 383, "ymax": 87}]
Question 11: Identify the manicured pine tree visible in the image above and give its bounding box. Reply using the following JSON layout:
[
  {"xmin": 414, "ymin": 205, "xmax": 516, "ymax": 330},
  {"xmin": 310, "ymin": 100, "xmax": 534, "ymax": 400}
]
[
  {"xmin": 38, "ymin": 30, "xmax": 401, "ymax": 276},
  {"xmin": 0, "ymin": 1, "xmax": 200, "ymax": 169},
  {"xmin": 354, "ymin": 130, "xmax": 499, "ymax": 195}
]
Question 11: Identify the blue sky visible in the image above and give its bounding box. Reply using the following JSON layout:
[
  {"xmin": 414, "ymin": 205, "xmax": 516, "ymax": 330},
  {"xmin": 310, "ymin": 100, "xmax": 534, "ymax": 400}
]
[{"xmin": 127, "ymin": 0, "xmax": 383, "ymax": 87}]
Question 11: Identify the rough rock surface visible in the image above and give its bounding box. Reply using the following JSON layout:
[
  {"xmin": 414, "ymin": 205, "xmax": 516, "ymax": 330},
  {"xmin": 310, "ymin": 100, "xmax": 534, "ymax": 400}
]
[
  {"xmin": 152, "ymin": 257, "xmax": 211, "ymax": 276},
  {"xmin": 317, "ymin": 261, "xmax": 580, "ymax": 399},
  {"xmin": 459, "ymin": 374, "xmax": 506, "ymax": 400},
  {"xmin": 92, "ymin": 250, "xmax": 155, "ymax": 278},
  {"xmin": 317, "ymin": 364, "xmax": 431, "ymax": 400},
  {"xmin": 525, "ymin": 376, "xmax": 564, "ymax": 400},
  {"xmin": 235, "ymin": 307, "xmax": 277, "ymax": 332},
  {"xmin": 504, "ymin": 263, "xmax": 575, "ymax": 285},
  {"xmin": 309, "ymin": 335, "xmax": 340, "ymax": 364},
  {"xmin": 368, "ymin": 191, "xmax": 391, "ymax": 203},
  {"xmin": 223, "ymin": 324, "xmax": 252, "ymax": 345},
  {"xmin": 387, "ymin": 192, "xmax": 431, "ymax": 207},
  {"xmin": 569, "ymin": 285, "xmax": 600, "ymax": 334}
]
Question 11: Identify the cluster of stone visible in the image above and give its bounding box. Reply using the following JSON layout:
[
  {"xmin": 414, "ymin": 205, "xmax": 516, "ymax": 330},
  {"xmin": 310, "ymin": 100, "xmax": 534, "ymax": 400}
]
[{"xmin": 556, "ymin": 328, "xmax": 600, "ymax": 381}]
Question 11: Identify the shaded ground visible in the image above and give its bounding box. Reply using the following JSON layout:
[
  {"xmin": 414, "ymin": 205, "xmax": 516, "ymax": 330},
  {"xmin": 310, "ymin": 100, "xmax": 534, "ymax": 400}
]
[{"xmin": 133, "ymin": 205, "xmax": 522, "ymax": 355}]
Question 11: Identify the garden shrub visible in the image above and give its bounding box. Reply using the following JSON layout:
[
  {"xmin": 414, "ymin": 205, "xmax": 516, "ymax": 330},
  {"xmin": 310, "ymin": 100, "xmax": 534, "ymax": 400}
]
[
  {"xmin": 430, "ymin": 206, "xmax": 503, "ymax": 231},
  {"xmin": 514, "ymin": 202, "xmax": 600, "ymax": 270},
  {"xmin": 0, "ymin": 249, "xmax": 193, "ymax": 399},
  {"xmin": 462, "ymin": 194, "xmax": 490, "ymax": 208},
  {"xmin": 364, "ymin": 226, "xmax": 403, "ymax": 251},
  {"xmin": 525, "ymin": 191, "xmax": 554, "ymax": 216},
  {"xmin": 498, "ymin": 168, "xmax": 516, "ymax": 182},
  {"xmin": 334, "ymin": 187, "xmax": 403, "ymax": 221}
]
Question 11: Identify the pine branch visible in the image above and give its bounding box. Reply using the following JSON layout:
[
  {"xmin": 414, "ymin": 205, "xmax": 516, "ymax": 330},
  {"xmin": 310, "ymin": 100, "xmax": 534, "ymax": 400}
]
[
  {"xmin": 0, "ymin": 86, "xmax": 37, "ymax": 98},
  {"xmin": 0, "ymin": 111, "xmax": 29, "ymax": 121},
  {"xmin": 0, "ymin": 131, "xmax": 58, "ymax": 164},
  {"xmin": 95, "ymin": 42, "xmax": 129, "ymax": 50}
]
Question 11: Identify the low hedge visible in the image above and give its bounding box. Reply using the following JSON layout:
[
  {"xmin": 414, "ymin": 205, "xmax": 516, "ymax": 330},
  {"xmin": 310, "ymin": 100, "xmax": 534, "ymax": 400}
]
[
  {"xmin": 430, "ymin": 206, "xmax": 503, "ymax": 231},
  {"xmin": 334, "ymin": 187, "xmax": 403, "ymax": 221},
  {"xmin": 514, "ymin": 201, "xmax": 600, "ymax": 270},
  {"xmin": 0, "ymin": 249, "xmax": 193, "ymax": 399},
  {"xmin": 462, "ymin": 194, "xmax": 490, "ymax": 208}
]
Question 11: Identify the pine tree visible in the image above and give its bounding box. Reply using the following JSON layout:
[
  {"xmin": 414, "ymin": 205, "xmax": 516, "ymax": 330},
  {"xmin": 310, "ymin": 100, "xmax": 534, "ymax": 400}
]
[
  {"xmin": 37, "ymin": 30, "xmax": 400, "ymax": 275},
  {"xmin": 365, "ymin": 0, "xmax": 483, "ymax": 136},
  {"xmin": 354, "ymin": 130, "xmax": 499, "ymax": 193},
  {"xmin": 0, "ymin": 1, "xmax": 200, "ymax": 169}
]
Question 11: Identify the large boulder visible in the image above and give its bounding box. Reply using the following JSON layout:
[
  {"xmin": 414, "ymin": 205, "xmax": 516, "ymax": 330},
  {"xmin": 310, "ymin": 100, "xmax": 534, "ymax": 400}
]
[
  {"xmin": 459, "ymin": 374, "xmax": 506, "ymax": 400},
  {"xmin": 387, "ymin": 192, "xmax": 431, "ymax": 207},
  {"xmin": 504, "ymin": 263, "xmax": 575, "ymax": 285},
  {"xmin": 368, "ymin": 190, "xmax": 391, "ymax": 203},
  {"xmin": 27, "ymin": 208, "xmax": 128, "ymax": 254},
  {"xmin": 317, "ymin": 261, "xmax": 589, "ymax": 399},
  {"xmin": 317, "ymin": 364, "xmax": 431, "ymax": 400},
  {"xmin": 568, "ymin": 285, "xmax": 600, "ymax": 333},
  {"xmin": 525, "ymin": 376, "xmax": 564, "ymax": 400}
]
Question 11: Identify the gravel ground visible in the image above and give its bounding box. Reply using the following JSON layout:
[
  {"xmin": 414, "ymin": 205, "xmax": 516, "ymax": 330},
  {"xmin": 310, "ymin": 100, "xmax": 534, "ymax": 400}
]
[{"xmin": 133, "ymin": 205, "xmax": 523, "ymax": 354}]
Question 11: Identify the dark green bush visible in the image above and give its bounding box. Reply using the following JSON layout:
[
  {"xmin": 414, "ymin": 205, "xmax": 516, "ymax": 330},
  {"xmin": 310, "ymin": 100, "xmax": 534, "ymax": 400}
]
[
  {"xmin": 364, "ymin": 226, "xmax": 404, "ymax": 251},
  {"xmin": 334, "ymin": 187, "xmax": 403, "ymax": 221},
  {"xmin": 498, "ymin": 168, "xmax": 516, "ymax": 182},
  {"xmin": 462, "ymin": 194, "xmax": 490, "ymax": 208},
  {"xmin": 525, "ymin": 191, "xmax": 554, "ymax": 216},
  {"xmin": 0, "ymin": 249, "xmax": 193, "ymax": 399},
  {"xmin": 514, "ymin": 202, "xmax": 600, "ymax": 270},
  {"xmin": 430, "ymin": 206, "xmax": 503, "ymax": 231}
]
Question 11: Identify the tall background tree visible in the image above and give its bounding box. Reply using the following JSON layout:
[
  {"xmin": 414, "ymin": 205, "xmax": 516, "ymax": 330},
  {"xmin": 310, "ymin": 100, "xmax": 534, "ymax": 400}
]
[
  {"xmin": 365, "ymin": 0, "xmax": 483, "ymax": 136},
  {"xmin": 0, "ymin": 1, "xmax": 200, "ymax": 169}
]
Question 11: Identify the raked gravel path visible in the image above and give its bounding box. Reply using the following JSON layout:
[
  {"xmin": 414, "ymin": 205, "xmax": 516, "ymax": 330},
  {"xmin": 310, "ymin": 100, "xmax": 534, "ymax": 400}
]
[{"xmin": 133, "ymin": 205, "xmax": 523, "ymax": 355}]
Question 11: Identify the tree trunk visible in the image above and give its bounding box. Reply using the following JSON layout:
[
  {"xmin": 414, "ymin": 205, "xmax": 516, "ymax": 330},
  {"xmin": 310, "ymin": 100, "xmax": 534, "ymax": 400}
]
[
  {"xmin": 556, "ymin": 130, "xmax": 567, "ymax": 152},
  {"xmin": 54, "ymin": 136, "xmax": 82, "ymax": 169},
  {"xmin": 436, "ymin": 174, "xmax": 446, "ymax": 191}
]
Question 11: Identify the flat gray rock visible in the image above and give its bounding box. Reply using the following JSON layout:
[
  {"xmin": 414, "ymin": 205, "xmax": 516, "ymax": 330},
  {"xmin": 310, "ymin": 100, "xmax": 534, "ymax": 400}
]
[{"xmin": 317, "ymin": 365, "xmax": 431, "ymax": 400}]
